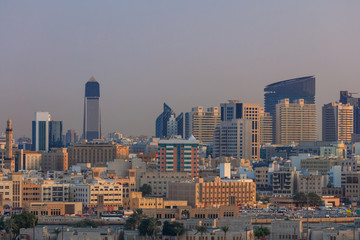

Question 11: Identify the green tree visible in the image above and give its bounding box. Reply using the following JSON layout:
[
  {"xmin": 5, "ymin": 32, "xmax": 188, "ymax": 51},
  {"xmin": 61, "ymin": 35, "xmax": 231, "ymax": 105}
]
[
  {"xmin": 5, "ymin": 211, "xmax": 37, "ymax": 238},
  {"xmin": 138, "ymin": 218, "xmax": 159, "ymax": 239},
  {"xmin": 0, "ymin": 216, "xmax": 5, "ymax": 231},
  {"xmin": 220, "ymin": 226, "xmax": 229, "ymax": 240},
  {"xmin": 140, "ymin": 184, "xmax": 152, "ymax": 196},
  {"xmin": 125, "ymin": 208, "xmax": 144, "ymax": 231},
  {"xmin": 308, "ymin": 192, "xmax": 322, "ymax": 206},
  {"xmin": 162, "ymin": 221, "xmax": 185, "ymax": 240},
  {"xmin": 195, "ymin": 225, "xmax": 208, "ymax": 240},
  {"xmin": 133, "ymin": 209, "xmax": 144, "ymax": 228},
  {"xmin": 73, "ymin": 218, "xmax": 98, "ymax": 228},
  {"xmin": 254, "ymin": 226, "xmax": 270, "ymax": 240},
  {"xmin": 293, "ymin": 192, "xmax": 307, "ymax": 203},
  {"xmin": 293, "ymin": 192, "xmax": 323, "ymax": 207},
  {"xmin": 5, "ymin": 218, "xmax": 17, "ymax": 240},
  {"xmin": 125, "ymin": 216, "xmax": 137, "ymax": 230}
]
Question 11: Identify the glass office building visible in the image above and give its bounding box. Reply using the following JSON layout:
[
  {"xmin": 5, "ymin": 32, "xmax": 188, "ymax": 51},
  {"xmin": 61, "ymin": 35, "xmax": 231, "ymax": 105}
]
[
  {"xmin": 264, "ymin": 76, "xmax": 315, "ymax": 142},
  {"xmin": 155, "ymin": 103, "xmax": 174, "ymax": 138},
  {"xmin": 83, "ymin": 77, "xmax": 101, "ymax": 141}
]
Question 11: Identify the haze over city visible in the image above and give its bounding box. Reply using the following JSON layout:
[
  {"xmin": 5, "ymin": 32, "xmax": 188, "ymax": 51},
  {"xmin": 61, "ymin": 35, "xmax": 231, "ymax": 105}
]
[{"xmin": 1, "ymin": 1, "xmax": 360, "ymax": 138}]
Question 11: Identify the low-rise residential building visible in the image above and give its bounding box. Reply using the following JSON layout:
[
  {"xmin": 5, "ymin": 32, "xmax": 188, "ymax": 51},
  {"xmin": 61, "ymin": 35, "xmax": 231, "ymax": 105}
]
[
  {"xmin": 22, "ymin": 182, "xmax": 42, "ymax": 208},
  {"xmin": 41, "ymin": 182, "xmax": 70, "ymax": 202},
  {"xmin": 88, "ymin": 180, "xmax": 124, "ymax": 210},
  {"xmin": 68, "ymin": 142, "xmax": 129, "ymax": 167},
  {"xmin": 139, "ymin": 171, "xmax": 190, "ymax": 197},
  {"xmin": 0, "ymin": 173, "xmax": 22, "ymax": 208},
  {"xmin": 41, "ymin": 148, "xmax": 68, "ymax": 171},
  {"xmin": 254, "ymin": 167, "xmax": 270, "ymax": 189},
  {"xmin": 298, "ymin": 172, "xmax": 329, "ymax": 196},
  {"xmin": 300, "ymin": 156, "xmax": 339, "ymax": 174},
  {"xmin": 271, "ymin": 220, "xmax": 303, "ymax": 240},
  {"xmin": 273, "ymin": 166, "xmax": 299, "ymax": 197},
  {"xmin": 24, "ymin": 151, "xmax": 42, "ymax": 171},
  {"xmin": 29, "ymin": 202, "xmax": 82, "ymax": 216},
  {"xmin": 342, "ymin": 171, "xmax": 360, "ymax": 202},
  {"xmin": 168, "ymin": 177, "xmax": 256, "ymax": 208},
  {"xmin": 124, "ymin": 192, "xmax": 188, "ymax": 210}
]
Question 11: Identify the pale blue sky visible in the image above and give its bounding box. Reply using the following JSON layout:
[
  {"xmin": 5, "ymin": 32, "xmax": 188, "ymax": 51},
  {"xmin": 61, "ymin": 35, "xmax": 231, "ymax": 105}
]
[{"xmin": 1, "ymin": 1, "xmax": 360, "ymax": 137}]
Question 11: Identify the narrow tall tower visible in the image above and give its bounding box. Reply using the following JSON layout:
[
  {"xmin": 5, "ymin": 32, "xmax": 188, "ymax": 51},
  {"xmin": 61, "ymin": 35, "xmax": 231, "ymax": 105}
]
[
  {"xmin": 5, "ymin": 119, "xmax": 15, "ymax": 172},
  {"xmin": 6, "ymin": 119, "xmax": 13, "ymax": 159},
  {"xmin": 83, "ymin": 76, "xmax": 101, "ymax": 141}
]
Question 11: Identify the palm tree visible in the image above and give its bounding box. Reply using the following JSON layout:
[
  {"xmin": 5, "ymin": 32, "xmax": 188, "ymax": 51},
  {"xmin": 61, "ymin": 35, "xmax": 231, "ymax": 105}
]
[
  {"xmin": 54, "ymin": 228, "xmax": 61, "ymax": 240},
  {"xmin": 133, "ymin": 209, "xmax": 144, "ymax": 228},
  {"xmin": 148, "ymin": 218, "xmax": 159, "ymax": 239},
  {"xmin": 173, "ymin": 221, "xmax": 185, "ymax": 240},
  {"xmin": 5, "ymin": 218, "xmax": 16, "ymax": 240},
  {"xmin": 221, "ymin": 226, "xmax": 229, "ymax": 240},
  {"xmin": 196, "ymin": 225, "xmax": 208, "ymax": 240},
  {"xmin": 138, "ymin": 218, "xmax": 159, "ymax": 240}
]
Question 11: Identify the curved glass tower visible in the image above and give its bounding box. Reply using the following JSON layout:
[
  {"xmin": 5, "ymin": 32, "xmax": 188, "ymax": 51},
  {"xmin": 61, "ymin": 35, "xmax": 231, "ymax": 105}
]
[
  {"xmin": 155, "ymin": 103, "xmax": 174, "ymax": 138},
  {"xmin": 83, "ymin": 76, "xmax": 101, "ymax": 141},
  {"xmin": 264, "ymin": 76, "xmax": 315, "ymax": 142}
]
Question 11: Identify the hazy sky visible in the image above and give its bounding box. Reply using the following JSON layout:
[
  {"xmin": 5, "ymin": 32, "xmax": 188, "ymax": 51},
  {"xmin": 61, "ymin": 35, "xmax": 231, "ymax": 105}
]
[{"xmin": 1, "ymin": 1, "xmax": 360, "ymax": 138}]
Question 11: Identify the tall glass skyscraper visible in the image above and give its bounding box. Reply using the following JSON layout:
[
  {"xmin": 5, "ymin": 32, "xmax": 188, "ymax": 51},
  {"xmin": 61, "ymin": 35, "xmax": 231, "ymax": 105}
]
[
  {"xmin": 49, "ymin": 121, "xmax": 63, "ymax": 148},
  {"xmin": 32, "ymin": 112, "xmax": 51, "ymax": 151},
  {"xmin": 155, "ymin": 103, "xmax": 174, "ymax": 139},
  {"xmin": 264, "ymin": 76, "xmax": 315, "ymax": 142},
  {"xmin": 83, "ymin": 77, "xmax": 101, "ymax": 141}
]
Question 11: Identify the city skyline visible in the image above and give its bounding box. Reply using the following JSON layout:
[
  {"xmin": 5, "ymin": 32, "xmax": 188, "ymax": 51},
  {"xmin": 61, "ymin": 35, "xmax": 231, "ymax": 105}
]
[{"xmin": 2, "ymin": 1, "xmax": 360, "ymax": 138}]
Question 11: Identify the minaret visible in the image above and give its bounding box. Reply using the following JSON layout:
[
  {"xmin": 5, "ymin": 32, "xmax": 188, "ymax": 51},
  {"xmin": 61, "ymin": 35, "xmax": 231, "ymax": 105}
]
[{"xmin": 6, "ymin": 118, "xmax": 13, "ymax": 159}]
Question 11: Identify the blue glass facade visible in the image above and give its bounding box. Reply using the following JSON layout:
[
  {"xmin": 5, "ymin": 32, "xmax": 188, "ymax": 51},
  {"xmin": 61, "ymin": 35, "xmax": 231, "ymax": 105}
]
[
  {"xmin": 49, "ymin": 121, "xmax": 63, "ymax": 149},
  {"xmin": 264, "ymin": 76, "xmax": 316, "ymax": 142},
  {"xmin": 83, "ymin": 77, "xmax": 101, "ymax": 141},
  {"xmin": 32, "ymin": 120, "xmax": 47, "ymax": 151},
  {"xmin": 155, "ymin": 103, "xmax": 174, "ymax": 138}
]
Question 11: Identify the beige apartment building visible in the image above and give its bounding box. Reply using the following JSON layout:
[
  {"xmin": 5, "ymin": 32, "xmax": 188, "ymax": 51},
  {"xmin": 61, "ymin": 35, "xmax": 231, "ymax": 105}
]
[
  {"xmin": 41, "ymin": 181, "xmax": 70, "ymax": 202},
  {"xmin": 322, "ymin": 102, "xmax": 353, "ymax": 142},
  {"xmin": 220, "ymin": 101, "xmax": 261, "ymax": 160},
  {"xmin": 88, "ymin": 181, "xmax": 124, "ymax": 210},
  {"xmin": 0, "ymin": 173, "xmax": 22, "ymax": 208},
  {"xmin": 168, "ymin": 177, "xmax": 256, "ymax": 208},
  {"xmin": 300, "ymin": 156, "xmax": 339, "ymax": 174},
  {"xmin": 29, "ymin": 202, "xmax": 82, "ymax": 216},
  {"xmin": 87, "ymin": 176, "xmax": 136, "ymax": 210},
  {"xmin": 68, "ymin": 142, "xmax": 129, "ymax": 167},
  {"xmin": 42, "ymin": 148, "xmax": 68, "ymax": 171},
  {"xmin": 271, "ymin": 220, "xmax": 303, "ymax": 240},
  {"xmin": 298, "ymin": 173, "xmax": 329, "ymax": 196},
  {"xmin": 24, "ymin": 151, "xmax": 42, "ymax": 171},
  {"xmin": 22, "ymin": 182, "xmax": 42, "ymax": 208},
  {"xmin": 260, "ymin": 108, "xmax": 273, "ymax": 145},
  {"xmin": 273, "ymin": 166, "xmax": 299, "ymax": 197},
  {"xmin": 254, "ymin": 167, "xmax": 269, "ymax": 189},
  {"xmin": 139, "ymin": 171, "xmax": 190, "ymax": 197},
  {"xmin": 124, "ymin": 192, "xmax": 188, "ymax": 210},
  {"xmin": 341, "ymin": 171, "xmax": 360, "ymax": 202},
  {"xmin": 185, "ymin": 106, "xmax": 221, "ymax": 143},
  {"xmin": 275, "ymin": 99, "xmax": 317, "ymax": 144}
]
